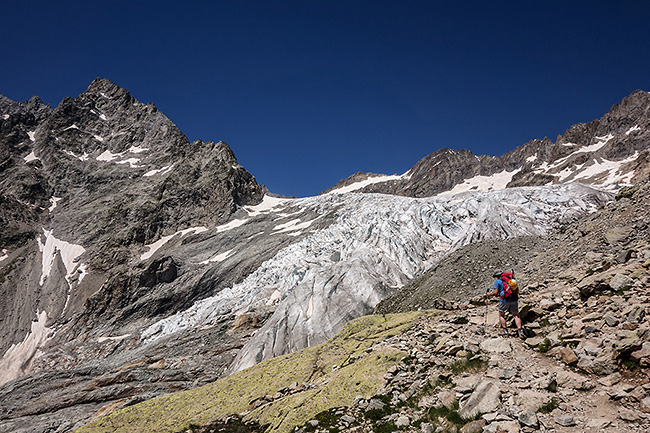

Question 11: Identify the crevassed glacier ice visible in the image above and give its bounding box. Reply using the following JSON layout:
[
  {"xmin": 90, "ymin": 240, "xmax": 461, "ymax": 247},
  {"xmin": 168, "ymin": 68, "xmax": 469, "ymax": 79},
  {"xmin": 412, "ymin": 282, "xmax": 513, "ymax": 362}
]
[{"xmin": 141, "ymin": 183, "xmax": 610, "ymax": 372}]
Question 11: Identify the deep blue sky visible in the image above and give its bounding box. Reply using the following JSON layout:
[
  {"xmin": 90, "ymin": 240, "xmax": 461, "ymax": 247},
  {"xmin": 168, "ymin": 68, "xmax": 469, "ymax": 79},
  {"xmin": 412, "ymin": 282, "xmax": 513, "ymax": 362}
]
[{"xmin": 2, "ymin": 1, "xmax": 649, "ymax": 197}]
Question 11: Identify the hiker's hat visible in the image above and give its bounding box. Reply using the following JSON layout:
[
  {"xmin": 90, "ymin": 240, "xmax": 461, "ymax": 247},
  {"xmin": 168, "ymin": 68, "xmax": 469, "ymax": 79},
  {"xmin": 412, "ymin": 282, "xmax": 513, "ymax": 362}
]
[{"xmin": 492, "ymin": 269, "xmax": 503, "ymax": 278}]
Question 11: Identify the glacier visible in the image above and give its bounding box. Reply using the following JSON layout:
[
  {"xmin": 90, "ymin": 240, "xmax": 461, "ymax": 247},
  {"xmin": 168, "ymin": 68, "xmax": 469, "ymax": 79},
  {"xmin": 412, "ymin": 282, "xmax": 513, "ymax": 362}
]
[{"xmin": 141, "ymin": 182, "xmax": 611, "ymax": 372}]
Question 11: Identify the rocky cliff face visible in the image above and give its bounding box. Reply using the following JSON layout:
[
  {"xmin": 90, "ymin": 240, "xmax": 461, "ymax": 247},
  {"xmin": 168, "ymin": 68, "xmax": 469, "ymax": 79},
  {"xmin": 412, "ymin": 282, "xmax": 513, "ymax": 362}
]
[
  {"xmin": 0, "ymin": 79, "xmax": 266, "ymax": 431},
  {"xmin": 0, "ymin": 83, "xmax": 648, "ymax": 433}
]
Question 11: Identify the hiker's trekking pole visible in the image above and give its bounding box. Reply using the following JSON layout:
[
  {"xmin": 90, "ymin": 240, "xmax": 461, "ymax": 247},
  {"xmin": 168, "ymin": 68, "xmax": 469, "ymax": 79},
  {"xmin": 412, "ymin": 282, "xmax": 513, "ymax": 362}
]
[{"xmin": 484, "ymin": 288, "xmax": 490, "ymax": 333}]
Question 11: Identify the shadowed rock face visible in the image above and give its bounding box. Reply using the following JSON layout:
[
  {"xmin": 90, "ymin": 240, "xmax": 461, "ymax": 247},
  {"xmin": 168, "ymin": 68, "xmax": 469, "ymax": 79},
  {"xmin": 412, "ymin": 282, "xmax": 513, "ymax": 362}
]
[{"xmin": 0, "ymin": 83, "xmax": 648, "ymax": 433}]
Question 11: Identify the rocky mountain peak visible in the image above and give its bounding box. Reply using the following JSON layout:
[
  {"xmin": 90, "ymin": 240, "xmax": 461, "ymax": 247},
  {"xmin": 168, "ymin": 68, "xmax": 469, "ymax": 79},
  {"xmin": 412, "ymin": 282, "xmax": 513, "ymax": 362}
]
[
  {"xmin": 0, "ymin": 79, "xmax": 264, "ymax": 394},
  {"xmin": 84, "ymin": 77, "xmax": 126, "ymax": 97}
]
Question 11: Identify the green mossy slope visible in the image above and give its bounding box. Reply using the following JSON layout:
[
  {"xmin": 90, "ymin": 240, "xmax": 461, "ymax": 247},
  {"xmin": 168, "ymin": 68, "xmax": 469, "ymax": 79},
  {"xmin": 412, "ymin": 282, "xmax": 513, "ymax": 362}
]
[{"xmin": 76, "ymin": 312, "xmax": 424, "ymax": 433}]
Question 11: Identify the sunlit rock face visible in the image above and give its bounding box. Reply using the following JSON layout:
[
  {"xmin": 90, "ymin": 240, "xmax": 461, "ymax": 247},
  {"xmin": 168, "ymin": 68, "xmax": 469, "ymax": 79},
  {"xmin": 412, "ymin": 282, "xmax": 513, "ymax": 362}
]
[{"xmin": 0, "ymin": 82, "xmax": 646, "ymax": 432}]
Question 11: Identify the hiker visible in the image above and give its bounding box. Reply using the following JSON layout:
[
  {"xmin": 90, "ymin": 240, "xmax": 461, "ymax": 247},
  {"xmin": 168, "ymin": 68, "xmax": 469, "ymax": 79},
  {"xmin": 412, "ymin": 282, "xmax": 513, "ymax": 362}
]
[{"xmin": 486, "ymin": 269, "xmax": 525, "ymax": 338}]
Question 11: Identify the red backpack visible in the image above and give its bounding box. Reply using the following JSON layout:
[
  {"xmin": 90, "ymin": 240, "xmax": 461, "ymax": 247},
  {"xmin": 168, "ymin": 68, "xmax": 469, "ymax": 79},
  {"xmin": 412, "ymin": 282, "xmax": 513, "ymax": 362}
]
[{"xmin": 500, "ymin": 272, "xmax": 518, "ymax": 300}]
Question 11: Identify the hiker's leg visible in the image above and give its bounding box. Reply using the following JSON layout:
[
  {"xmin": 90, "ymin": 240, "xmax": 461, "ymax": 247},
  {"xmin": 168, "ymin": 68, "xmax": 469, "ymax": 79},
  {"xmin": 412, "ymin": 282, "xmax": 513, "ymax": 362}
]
[
  {"xmin": 513, "ymin": 313, "xmax": 522, "ymax": 329},
  {"xmin": 498, "ymin": 311, "xmax": 507, "ymax": 329},
  {"xmin": 507, "ymin": 302, "xmax": 522, "ymax": 329}
]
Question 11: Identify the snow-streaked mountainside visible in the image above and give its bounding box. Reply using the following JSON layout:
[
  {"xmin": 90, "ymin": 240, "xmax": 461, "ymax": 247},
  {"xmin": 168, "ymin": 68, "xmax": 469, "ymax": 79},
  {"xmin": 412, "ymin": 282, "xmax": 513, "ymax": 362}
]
[
  {"xmin": 328, "ymin": 90, "xmax": 650, "ymax": 197},
  {"xmin": 0, "ymin": 80, "xmax": 648, "ymax": 432}
]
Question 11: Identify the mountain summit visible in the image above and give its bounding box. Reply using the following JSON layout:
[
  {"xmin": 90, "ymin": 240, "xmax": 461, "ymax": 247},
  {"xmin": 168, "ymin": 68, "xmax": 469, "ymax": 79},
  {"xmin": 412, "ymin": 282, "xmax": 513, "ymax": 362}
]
[{"xmin": 0, "ymin": 81, "xmax": 648, "ymax": 432}]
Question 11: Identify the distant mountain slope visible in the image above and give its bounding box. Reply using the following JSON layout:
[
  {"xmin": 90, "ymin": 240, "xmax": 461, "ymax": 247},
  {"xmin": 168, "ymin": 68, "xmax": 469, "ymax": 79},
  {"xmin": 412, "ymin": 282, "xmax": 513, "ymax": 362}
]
[{"xmin": 327, "ymin": 90, "xmax": 649, "ymax": 196}]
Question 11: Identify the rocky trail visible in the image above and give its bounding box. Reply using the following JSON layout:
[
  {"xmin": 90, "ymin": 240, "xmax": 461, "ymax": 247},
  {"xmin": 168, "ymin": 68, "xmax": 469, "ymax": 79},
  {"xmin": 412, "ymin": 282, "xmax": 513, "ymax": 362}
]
[
  {"xmin": 181, "ymin": 182, "xmax": 650, "ymax": 433},
  {"xmin": 325, "ymin": 276, "xmax": 650, "ymax": 433},
  {"xmin": 279, "ymin": 281, "xmax": 650, "ymax": 433}
]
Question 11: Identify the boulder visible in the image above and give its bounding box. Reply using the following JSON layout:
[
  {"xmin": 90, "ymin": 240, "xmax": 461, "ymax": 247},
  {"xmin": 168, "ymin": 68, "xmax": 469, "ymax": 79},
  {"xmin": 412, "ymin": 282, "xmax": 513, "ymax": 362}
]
[
  {"xmin": 458, "ymin": 380, "xmax": 501, "ymax": 419},
  {"xmin": 586, "ymin": 417, "xmax": 612, "ymax": 428},
  {"xmin": 588, "ymin": 350, "xmax": 618, "ymax": 375},
  {"xmin": 460, "ymin": 419, "xmax": 486, "ymax": 433},
  {"xmin": 626, "ymin": 304, "xmax": 646, "ymax": 323},
  {"xmin": 483, "ymin": 420, "xmax": 520, "ymax": 433},
  {"xmin": 479, "ymin": 338, "xmax": 512, "ymax": 354},
  {"xmin": 615, "ymin": 330, "xmax": 642, "ymax": 354},
  {"xmin": 618, "ymin": 408, "xmax": 642, "ymax": 422},
  {"xmin": 365, "ymin": 398, "xmax": 385, "ymax": 412},
  {"xmin": 554, "ymin": 413, "xmax": 576, "ymax": 426},
  {"xmin": 576, "ymin": 338, "xmax": 601, "ymax": 357},
  {"xmin": 539, "ymin": 298, "xmax": 561, "ymax": 311},
  {"xmin": 609, "ymin": 273, "xmax": 634, "ymax": 291},
  {"xmin": 515, "ymin": 389, "xmax": 552, "ymax": 413},
  {"xmin": 395, "ymin": 415, "xmax": 410, "ymax": 427},
  {"xmin": 640, "ymin": 397, "xmax": 650, "ymax": 414},
  {"xmin": 556, "ymin": 370, "xmax": 596, "ymax": 390},
  {"xmin": 615, "ymin": 249, "xmax": 633, "ymax": 264},
  {"xmin": 605, "ymin": 226, "xmax": 631, "ymax": 244},
  {"xmin": 438, "ymin": 390, "xmax": 457, "ymax": 409},
  {"xmin": 577, "ymin": 274, "xmax": 609, "ymax": 297},
  {"xmin": 603, "ymin": 314, "xmax": 619, "ymax": 327},
  {"xmin": 518, "ymin": 411, "xmax": 539, "ymax": 428},
  {"xmin": 598, "ymin": 372, "xmax": 622, "ymax": 387},
  {"xmin": 631, "ymin": 342, "xmax": 650, "ymax": 364},
  {"xmin": 547, "ymin": 346, "xmax": 578, "ymax": 365}
]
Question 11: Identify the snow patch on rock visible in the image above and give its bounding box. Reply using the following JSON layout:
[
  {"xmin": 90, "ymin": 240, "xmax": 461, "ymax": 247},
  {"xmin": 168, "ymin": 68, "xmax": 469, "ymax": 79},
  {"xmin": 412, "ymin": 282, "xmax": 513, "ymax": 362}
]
[
  {"xmin": 97, "ymin": 334, "xmax": 130, "ymax": 343},
  {"xmin": 439, "ymin": 169, "xmax": 522, "ymax": 196},
  {"xmin": 141, "ymin": 227, "xmax": 208, "ymax": 261},
  {"xmin": 24, "ymin": 151, "xmax": 39, "ymax": 163},
  {"xmin": 200, "ymin": 249, "xmax": 234, "ymax": 265},
  {"xmin": 96, "ymin": 150, "xmax": 120, "ymax": 162},
  {"xmin": 127, "ymin": 145, "xmax": 149, "ymax": 154},
  {"xmin": 37, "ymin": 229, "xmax": 86, "ymax": 286},
  {"xmin": 63, "ymin": 150, "xmax": 90, "ymax": 161},
  {"xmin": 116, "ymin": 157, "xmax": 142, "ymax": 168},
  {"xmin": 0, "ymin": 311, "xmax": 54, "ymax": 386},
  {"xmin": 144, "ymin": 164, "xmax": 174, "ymax": 177},
  {"xmin": 216, "ymin": 219, "xmax": 249, "ymax": 233},
  {"xmin": 326, "ymin": 174, "xmax": 403, "ymax": 195},
  {"xmin": 573, "ymin": 152, "xmax": 639, "ymax": 186},
  {"xmin": 244, "ymin": 195, "xmax": 293, "ymax": 216},
  {"xmin": 48, "ymin": 197, "xmax": 62, "ymax": 212}
]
